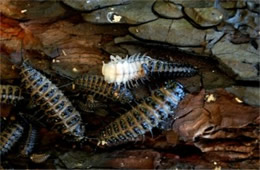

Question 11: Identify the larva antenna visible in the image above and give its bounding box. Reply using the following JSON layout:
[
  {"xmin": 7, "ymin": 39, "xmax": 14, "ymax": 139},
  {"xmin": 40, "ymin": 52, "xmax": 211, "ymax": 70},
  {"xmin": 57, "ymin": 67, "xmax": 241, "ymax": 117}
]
[
  {"xmin": 149, "ymin": 129, "xmax": 154, "ymax": 139},
  {"xmin": 17, "ymin": 112, "xmax": 30, "ymax": 126},
  {"xmin": 141, "ymin": 134, "xmax": 146, "ymax": 143},
  {"xmin": 58, "ymin": 82, "xmax": 73, "ymax": 89},
  {"xmin": 20, "ymin": 39, "xmax": 25, "ymax": 63}
]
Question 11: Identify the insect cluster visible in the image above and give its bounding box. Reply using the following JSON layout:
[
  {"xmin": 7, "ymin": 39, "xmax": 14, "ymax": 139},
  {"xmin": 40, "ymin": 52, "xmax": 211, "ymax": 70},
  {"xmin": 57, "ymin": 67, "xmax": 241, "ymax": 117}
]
[{"xmin": 0, "ymin": 53, "xmax": 197, "ymax": 165}]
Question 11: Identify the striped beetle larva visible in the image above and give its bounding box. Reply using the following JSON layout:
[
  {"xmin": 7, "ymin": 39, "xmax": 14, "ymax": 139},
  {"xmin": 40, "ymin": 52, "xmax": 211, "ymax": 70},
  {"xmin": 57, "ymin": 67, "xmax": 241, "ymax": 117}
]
[
  {"xmin": 0, "ymin": 123, "xmax": 24, "ymax": 155},
  {"xmin": 0, "ymin": 85, "xmax": 23, "ymax": 105},
  {"xmin": 20, "ymin": 124, "xmax": 38, "ymax": 156},
  {"xmin": 98, "ymin": 80, "xmax": 185, "ymax": 146},
  {"xmin": 19, "ymin": 62, "xmax": 85, "ymax": 140},
  {"xmin": 74, "ymin": 74, "xmax": 134, "ymax": 104},
  {"xmin": 102, "ymin": 53, "xmax": 197, "ymax": 87}
]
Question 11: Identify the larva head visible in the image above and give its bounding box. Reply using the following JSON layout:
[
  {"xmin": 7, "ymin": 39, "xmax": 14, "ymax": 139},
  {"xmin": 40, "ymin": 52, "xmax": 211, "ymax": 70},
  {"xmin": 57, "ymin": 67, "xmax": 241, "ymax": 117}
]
[
  {"xmin": 164, "ymin": 80, "xmax": 185, "ymax": 100},
  {"xmin": 70, "ymin": 123, "xmax": 86, "ymax": 141},
  {"xmin": 119, "ymin": 88, "xmax": 134, "ymax": 103},
  {"xmin": 102, "ymin": 61, "xmax": 117, "ymax": 84}
]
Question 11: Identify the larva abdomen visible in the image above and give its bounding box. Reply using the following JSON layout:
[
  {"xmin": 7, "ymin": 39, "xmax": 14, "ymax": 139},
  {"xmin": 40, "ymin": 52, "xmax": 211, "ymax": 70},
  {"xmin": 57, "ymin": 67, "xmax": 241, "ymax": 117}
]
[
  {"xmin": 148, "ymin": 60, "xmax": 197, "ymax": 77},
  {"xmin": 0, "ymin": 123, "xmax": 24, "ymax": 155},
  {"xmin": 20, "ymin": 124, "xmax": 38, "ymax": 156},
  {"xmin": 75, "ymin": 75, "xmax": 134, "ymax": 104},
  {"xmin": 19, "ymin": 62, "xmax": 85, "ymax": 140},
  {"xmin": 0, "ymin": 85, "xmax": 23, "ymax": 105},
  {"xmin": 98, "ymin": 81, "xmax": 185, "ymax": 146}
]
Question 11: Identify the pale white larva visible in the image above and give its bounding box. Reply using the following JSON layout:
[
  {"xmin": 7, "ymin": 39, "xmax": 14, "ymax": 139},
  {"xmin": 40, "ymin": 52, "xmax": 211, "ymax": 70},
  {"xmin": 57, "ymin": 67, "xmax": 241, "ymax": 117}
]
[{"xmin": 102, "ymin": 54, "xmax": 151, "ymax": 87}]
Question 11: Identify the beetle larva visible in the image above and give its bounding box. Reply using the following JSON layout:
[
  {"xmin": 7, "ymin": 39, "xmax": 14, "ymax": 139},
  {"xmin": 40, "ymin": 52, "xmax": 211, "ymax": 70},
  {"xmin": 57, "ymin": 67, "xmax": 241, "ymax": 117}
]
[
  {"xmin": 0, "ymin": 85, "xmax": 23, "ymax": 105},
  {"xmin": 102, "ymin": 53, "xmax": 197, "ymax": 87},
  {"xmin": 19, "ymin": 62, "xmax": 85, "ymax": 140},
  {"xmin": 74, "ymin": 74, "xmax": 134, "ymax": 104},
  {"xmin": 0, "ymin": 123, "xmax": 24, "ymax": 155},
  {"xmin": 20, "ymin": 124, "xmax": 38, "ymax": 156},
  {"xmin": 98, "ymin": 80, "xmax": 185, "ymax": 146}
]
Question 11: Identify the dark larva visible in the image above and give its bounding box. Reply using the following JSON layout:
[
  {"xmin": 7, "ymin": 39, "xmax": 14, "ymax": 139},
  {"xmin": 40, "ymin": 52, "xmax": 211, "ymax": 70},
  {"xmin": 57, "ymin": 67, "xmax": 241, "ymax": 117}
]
[
  {"xmin": 102, "ymin": 53, "xmax": 197, "ymax": 87},
  {"xmin": 98, "ymin": 80, "xmax": 185, "ymax": 146},
  {"xmin": 0, "ymin": 85, "xmax": 23, "ymax": 105},
  {"xmin": 0, "ymin": 123, "xmax": 24, "ymax": 155},
  {"xmin": 19, "ymin": 62, "xmax": 85, "ymax": 140},
  {"xmin": 20, "ymin": 124, "xmax": 38, "ymax": 156},
  {"xmin": 74, "ymin": 74, "xmax": 134, "ymax": 104},
  {"xmin": 30, "ymin": 153, "xmax": 50, "ymax": 163}
]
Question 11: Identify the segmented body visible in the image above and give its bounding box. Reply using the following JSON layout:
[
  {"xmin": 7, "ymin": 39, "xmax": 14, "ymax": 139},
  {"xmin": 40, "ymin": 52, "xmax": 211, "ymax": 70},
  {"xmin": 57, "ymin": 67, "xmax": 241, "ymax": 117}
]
[
  {"xmin": 0, "ymin": 123, "xmax": 24, "ymax": 155},
  {"xmin": 0, "ymin": 85, "xmax": 23, "ymax": 104},
  {"xmin": 102, "ymin": 54, "xmax": 197, "ymax": 87},
  {"xmin": 20, "ymin": 124, "xmax": 38, "ymax": 156},
  {"xmin": 74, "ymin": 75, "xmax": 134, "ymax": 103},
  {"xmin": 20, "ymin": 62, "xmax": 85, "ymax": 140},
  {"xmin": 98, "ymin": 81, "xmax": 185, "ymax": 146}
]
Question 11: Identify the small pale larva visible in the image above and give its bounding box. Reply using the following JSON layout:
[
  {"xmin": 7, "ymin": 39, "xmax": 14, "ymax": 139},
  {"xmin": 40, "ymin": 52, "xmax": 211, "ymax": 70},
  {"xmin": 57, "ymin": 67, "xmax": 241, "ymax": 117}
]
[
  {"xmin": 74, "ymin": 74, "xmax": 134, "ymax": 104},
  {"xmin": 30, "ymin": 153, "xmax": 50, "ymax": 163},
  {"xmin": 19, "ymin": 62, "xmax": 85, "ymax": 140},
  {"xmin": 98, "ymin": 80, "xmax": 185, "ymax": 146},
  {"xmin": 0, "ymin": 123, "xmax": 24, "ymax": 155},
  {"xmin": 102, "ymin": 53, "xmax": 197, "ymax": 87},
  {"xmin": 0, "ymin": 85, "xmax": 23, "ymax": 105}
]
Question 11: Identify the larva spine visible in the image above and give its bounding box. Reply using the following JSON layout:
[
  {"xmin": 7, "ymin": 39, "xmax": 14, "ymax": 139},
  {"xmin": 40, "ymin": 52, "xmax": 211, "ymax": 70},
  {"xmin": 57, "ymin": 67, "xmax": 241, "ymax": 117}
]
[
  {"xmin": 74, "ymin": 75, "xmax": 134, "ymax": 104},
  {"xmin": 20, "ymin": 124, "xmax": 38, "ymax": 156},
  {"xmin": 0, "ymin": 85, "xmax": 23, "ymax": 105},
  {"xmin": 98, "ymin": 81, "xmax": 185, "ymax": 146},
  {"xmin": 0, "ymin": 123, "xmax": 24, "ymax": 155},
  {"xmin": 19, "ymin": 62, "xmax": 85, "ymax": 140}
]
